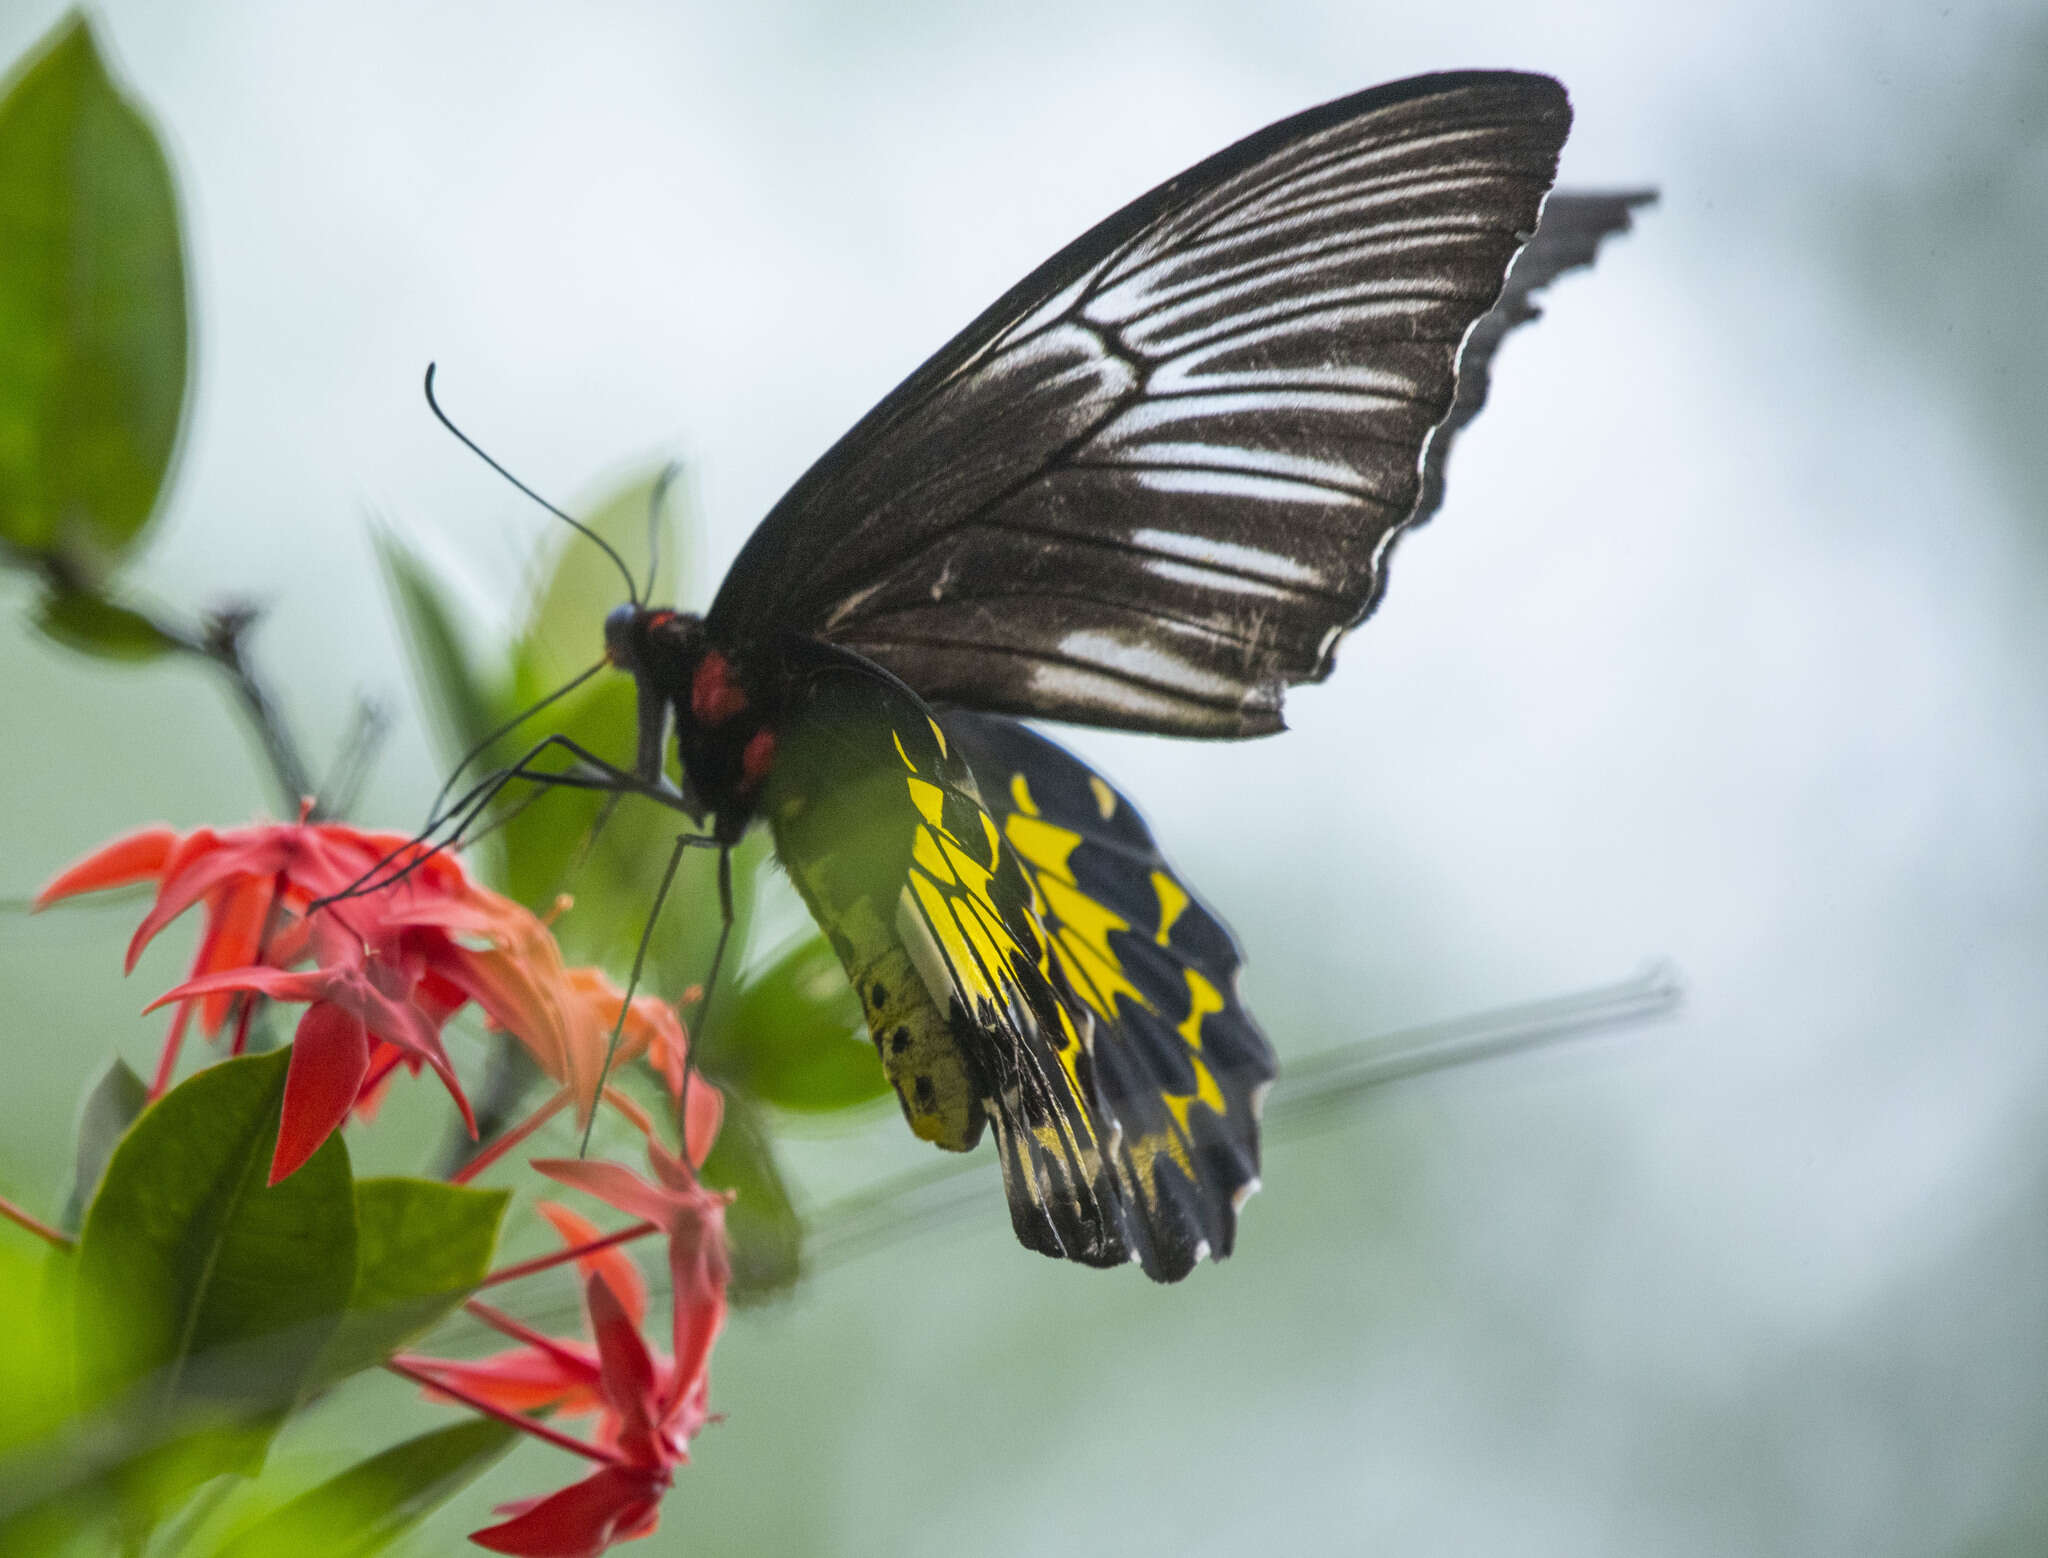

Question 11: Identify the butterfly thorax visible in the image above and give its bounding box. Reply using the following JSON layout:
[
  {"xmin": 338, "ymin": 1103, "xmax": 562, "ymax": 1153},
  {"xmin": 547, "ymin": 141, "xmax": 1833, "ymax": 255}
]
[{"xmin": 604, "ymin": 605, "xmax": 782, "ymax": 842}]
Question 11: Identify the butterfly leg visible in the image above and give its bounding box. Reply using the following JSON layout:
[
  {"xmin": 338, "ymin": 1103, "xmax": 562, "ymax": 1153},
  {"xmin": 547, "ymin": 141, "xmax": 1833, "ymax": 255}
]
[
  {"xmin": 419, "ymin": 732, "xmax": 693, "ymax": 873},
  {"xmin": 577, "ymin": 827, "xmax": 708, "ymax": 1154},
  {"xmin": 315, "ymin": 734, "xmax": 694, "ymax": 911},
  {"xmin": 676, "ymin": 844, "xmax": 735, "ymax": 1165},
  {"xmin": 429, "ymin": 732, "xmax": 689, "ymax": 828}
]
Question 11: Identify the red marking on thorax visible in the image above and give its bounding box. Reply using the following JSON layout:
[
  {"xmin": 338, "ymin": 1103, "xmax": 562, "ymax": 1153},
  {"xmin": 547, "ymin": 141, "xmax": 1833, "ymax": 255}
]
[
  {"xmin": 740, "ymin": 728, "xmax": 777, "ymax": 793},
  {"xmin": 690, "ymin": 652, "xmax": 749, "ymax": 725}
]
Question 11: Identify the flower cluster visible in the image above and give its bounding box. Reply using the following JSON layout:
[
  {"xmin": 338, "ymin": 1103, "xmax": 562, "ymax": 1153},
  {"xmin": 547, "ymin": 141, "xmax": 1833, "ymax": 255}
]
[
  {"xmin": 39, "ymin": 816, "xmax": 687, "ymax": 1182},
  {"xmin": 38, "ymin": 816, "xmax": 733, "ymax": 1555},
  {"xmin": 406, "ymin": 1125, "xmax": 731, "ymax": 1557}
]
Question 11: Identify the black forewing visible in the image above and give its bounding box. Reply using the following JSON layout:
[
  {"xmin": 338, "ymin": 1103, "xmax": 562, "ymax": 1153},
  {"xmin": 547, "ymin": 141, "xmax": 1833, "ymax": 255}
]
[
  {"xmin": 942, "ymin": 710, "xmax": 1274, "ymax": 1280},
  {"xmin": 709, "ymin": 72, "xmax": 1574, "ymax": 736}
]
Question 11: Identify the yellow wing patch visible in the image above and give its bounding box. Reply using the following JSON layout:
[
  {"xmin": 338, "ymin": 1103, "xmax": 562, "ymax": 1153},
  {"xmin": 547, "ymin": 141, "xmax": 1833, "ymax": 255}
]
[
  {"xmin": 1152, "ymin": 871, "xmax": 1190, "ymax": 947},
  {"xmin": 889, "ymin": 733, "xmax": 1102, "ymax": 1148}
]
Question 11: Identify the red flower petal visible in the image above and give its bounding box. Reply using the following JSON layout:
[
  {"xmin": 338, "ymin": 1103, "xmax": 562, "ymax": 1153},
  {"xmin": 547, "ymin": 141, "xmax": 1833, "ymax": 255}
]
[
  {"xmin": 584, "ymin": 1275, "xmax": 663, "ymax": 1465},
  {"xmin": 149, "ymin": 954, "xmax": 479, "ymax": 1141},
  {"xmin": 125, "ymin": 828, "xmax": 231, "ymax": 971},
  {"xmin": 145, "ymin": 963, "xmax": 331, "ymax": 1012},
  {"xmin": 195, "ymin": 877, "xmax": 276, "ymax": 1033},
  {"xmin": 271, "ymin": 1003, "xmax": 370, "ymax": 1184},
  {"xmin": 408, "ymin": 1347, "xmax": 602, "ymax": 1417},
  {"xmin": 530, "ymin": 1159, "xmax": 681, "ymax": 1229},
  {"xmin": 469, "ymin": 1466, "xmax": 667, "ymax": 1558},
  {"xmin": 536, "ymin": 1203, "xmax": 647, "ymax": 1330},
  {"xmin": 533, "ymin": 1151, "xmax": 729, "ymax": 1414},
  {"xmin": 34, "ymin": 825, "xmax": 179, "ymax": 907}
]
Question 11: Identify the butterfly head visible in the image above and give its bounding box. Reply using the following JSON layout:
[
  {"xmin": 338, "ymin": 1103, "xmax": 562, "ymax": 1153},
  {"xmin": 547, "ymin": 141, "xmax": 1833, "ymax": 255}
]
[
  {"xmin": 603, "ymin": 605, "xmax": 777, "ymax": 839},
  {"xmin": 604, "ymin": 602, "xmax": 693, "ymax": 677}
]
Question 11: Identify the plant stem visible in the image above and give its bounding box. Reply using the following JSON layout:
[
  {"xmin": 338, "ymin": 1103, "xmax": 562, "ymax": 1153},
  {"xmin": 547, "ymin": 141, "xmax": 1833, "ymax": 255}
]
[
  {"xmin": 0, "ymin": 1191, "xmax": 74, "ymax": 1249},
  {"xmin": 452, "ymin": 1087, "xmax": 572, "ymax": 1185},
  {"xmin": 478, "ymin": 1221, "xmax": 658, "ymax": 1290},
  {"xmin": 386, "ymin": 1355, "xmax": 621, "ymax": 1464},
  {"xmin": 195, "ymin": 605, "xmax": 318, "ymax": 815}
]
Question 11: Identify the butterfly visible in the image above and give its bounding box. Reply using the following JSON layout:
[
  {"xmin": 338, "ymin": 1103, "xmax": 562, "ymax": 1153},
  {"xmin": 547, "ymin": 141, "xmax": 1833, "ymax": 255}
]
[{"xmin": 534, "ymin": 70, "xmax": 1647, "ymax": 1282}]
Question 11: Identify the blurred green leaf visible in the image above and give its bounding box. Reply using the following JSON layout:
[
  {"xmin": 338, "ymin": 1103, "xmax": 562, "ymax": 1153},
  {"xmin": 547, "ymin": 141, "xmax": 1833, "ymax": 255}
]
[
  {"xmin": 699, "ymin": 1094, "xmax": 802, "ymax": 1303},
  {"xmin": 315, "ymin": 1177, "xmax": 508, "ymax": 1384},
  {"xmin": 515, "ymin": 465, "xmax": 685, "ymax": 690},
  {"xmin": 712, "ymin": 935, "xmax": 889, "ymax": 1112},
  {"xmin": 73, "ymin": 1050, "xmax": 357, "ymax": 1497},
  {"xmin": 62, "ymin": 1055, "xmax": 148, "ymax": 1231},
  {"xmin": 496, "ymin": 668, "xmax": 762, "ymax": 989},
  {"xmin": 0, "ymin": 1241, "xmax": 72, "ymax": 1459},
  {"xmin": 372, "ymin": 529, "xmax": 500, "ymax": 761},
  {"xmin": 205, "ymin": 1418, "xmax": 516, "ymax": 1558},
  {"xmin": 32, "ymin": 587, "xmax": 179, "ymax": 660},
  {"xmin": 0, "ymin": 12, "xmax": 188, "ymax": 581}
]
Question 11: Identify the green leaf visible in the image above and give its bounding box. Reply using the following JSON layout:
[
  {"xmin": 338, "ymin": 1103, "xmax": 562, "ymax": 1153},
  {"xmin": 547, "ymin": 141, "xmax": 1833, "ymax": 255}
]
[
  {"xmin": 205, "ymin": 1418, "xmax": 516, "ymax": 1558},
  {"xmin": 73, "ymin": 1050, "xmax": 357, "ymax": 1490},
  {"xmin": 712, "ymin": 934, "xmax": 889, "ymax": 1112},
  {"xmin": 33, "ymin": 587, "xmax": 181, "ymax": 659},
  {"xmin": 514, "ymin": 465, "xmax": 686, "ymax": 690},
  {"xmin": 371, "ymin": 528, "xmax": 499, "ymax": 761},
  {"xmin": 62, "ymin": 1055, "xmax": 148, "ymax": 1231},
  {"xmin": 0, "ymin": 13, "xmax": 188, "ymax": 579},
  {"xmin": 0, "ymin": 1241, "xmax": 73, "ymax": 1457},
  {"xmin": 698, "ymin": 1095, "xmax": 801, "ymax": 1303},
  {"xmin": 315, "ymin": 1177, "xmax": 508, "ymax": 1383}
]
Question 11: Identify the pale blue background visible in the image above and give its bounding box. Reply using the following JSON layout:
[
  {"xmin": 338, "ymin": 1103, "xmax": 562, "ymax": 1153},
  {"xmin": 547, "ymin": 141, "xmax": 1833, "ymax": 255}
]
[{"xmin": 2, "ymin": 2, "xmax": 2044, "ymax": 1553}]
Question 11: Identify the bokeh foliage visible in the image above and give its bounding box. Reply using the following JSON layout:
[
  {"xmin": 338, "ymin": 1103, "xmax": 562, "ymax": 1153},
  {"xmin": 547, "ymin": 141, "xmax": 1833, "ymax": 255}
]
[
  {"xmin": 0, "ymin": 12, "xmax": 184, "ymax": 627},
  {"xmin": 1, "ymin": 1049, "xmax": 509, "ymax": 1554}
]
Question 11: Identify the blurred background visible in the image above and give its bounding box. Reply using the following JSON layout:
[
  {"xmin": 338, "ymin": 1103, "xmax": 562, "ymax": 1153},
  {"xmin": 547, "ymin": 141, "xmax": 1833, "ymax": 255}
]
[{"xmin": 3, "ymin": 1, "xmax": 2046, "ymax": 1553}]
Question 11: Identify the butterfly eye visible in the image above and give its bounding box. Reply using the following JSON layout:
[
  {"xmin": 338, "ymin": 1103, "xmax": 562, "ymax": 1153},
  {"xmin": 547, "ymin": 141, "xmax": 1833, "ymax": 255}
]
[{"xmin": 603, "ymin": 603, "xmax": 639, "ymax": 663}]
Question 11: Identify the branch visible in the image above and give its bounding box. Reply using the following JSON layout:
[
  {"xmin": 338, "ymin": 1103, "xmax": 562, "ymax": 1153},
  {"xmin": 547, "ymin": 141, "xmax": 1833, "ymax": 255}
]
[{"xmin": 195, "ymin": 604, "xmax": 318, "ymax": 816}]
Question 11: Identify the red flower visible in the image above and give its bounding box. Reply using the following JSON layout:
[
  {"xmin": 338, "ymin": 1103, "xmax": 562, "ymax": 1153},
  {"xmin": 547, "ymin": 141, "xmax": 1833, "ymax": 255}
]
[
  {"xmin": 533, "ymin": 1138, "xmax": 728, "ymax": 1391},
  {"xmin": 403, "ymin": 1262, "xmax": 678, "ymax": 1558},
  {"xmin": 404, "ymin": 1131, "xmax": 731, "ymax": 1557},
  {"xmin": 468, "ymin": 1279, "xmax": 674, "ymax": 1558},
  {"xmin": 147, "ymin": 919, "xmax": 477, "ymax": 1183},
  {"xmin": 38, "ymin": 816, "xmax": 467, "ymax": 1091},
  {"xmin": 40, "ymin": 819, "xmax": 695, "ymax": 1182},
  {"xmin": 407, "ymin": 1203, "xmax": 641, "ymax": 1422}
]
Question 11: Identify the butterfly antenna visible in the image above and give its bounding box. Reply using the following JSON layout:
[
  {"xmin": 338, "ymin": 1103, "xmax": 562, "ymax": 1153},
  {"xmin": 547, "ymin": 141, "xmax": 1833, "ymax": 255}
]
[
  {"xmin": 643, "ymin": 462, "xmax": 681, "ymax": 606},
  {"xmin": 422, "ymin": 363, "xmax": 642, "ymax": 607}
]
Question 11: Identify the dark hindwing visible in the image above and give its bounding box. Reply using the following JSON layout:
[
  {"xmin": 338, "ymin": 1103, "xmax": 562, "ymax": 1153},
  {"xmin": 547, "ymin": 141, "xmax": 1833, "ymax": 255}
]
[
  {"xmin": 761, "ymin": 641, "xmax": 1133, "ymax": 1270},
  {"xmin": 708, "ymin": 73, "xmax": 1575, "ymax": 737},
  {"xmin": 943, "ymin": 711, "xmax": 1273, "ymax": 1281}
]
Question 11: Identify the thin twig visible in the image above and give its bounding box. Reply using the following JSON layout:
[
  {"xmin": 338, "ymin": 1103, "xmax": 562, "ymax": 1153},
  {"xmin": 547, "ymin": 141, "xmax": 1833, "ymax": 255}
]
[
  {"xmin": 451, "ymin": 1087, "xmax": 573, "ymax": 1185},
  {"xmin": 318, "ymin": 695, "xmax": 391, "ymax": 820},
  {"xmin": 196, "ymin": 605, "xmax": 318, "ymax": 814},
  {"xmin": 477, "ymin": 1221, "xmax": 659, "ymax": 1290},
  {"xmin": 801, "ymin": 963, "xmax": 1683, "ymax": 1276},
  {"xmin": 36, "ymin": 555, "xmax": 321, "ymax": 821},
  {"xmin": 386, "ymin": 1355, "xmax": 621, "ymax": 1465},
  {"xmin": 486, "ymin": 964, "xmax": 1686, "ymax": 1339},
  {"xmin": 0, "ymin": 1190, "xmax": 75, "ymax": 1249}
]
